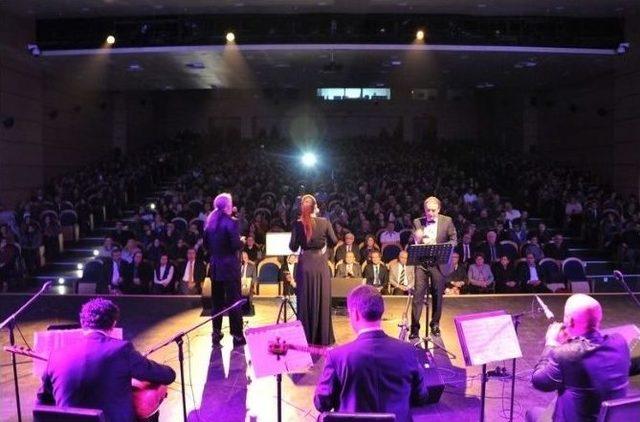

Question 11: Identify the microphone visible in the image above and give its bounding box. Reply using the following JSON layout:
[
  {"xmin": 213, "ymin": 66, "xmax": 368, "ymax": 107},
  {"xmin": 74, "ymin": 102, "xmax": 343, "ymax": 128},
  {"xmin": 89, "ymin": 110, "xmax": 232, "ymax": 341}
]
[
  {"xmin": 613, "ymin": 270, "xmax": 624, "ymax": 280},
  {"xmin": 535, "ymin": 295, "xmax": 555, "ymax": 321},
  {"xmin": 41, "ymin": 281, "xmax": 53, "ymax": 292}
]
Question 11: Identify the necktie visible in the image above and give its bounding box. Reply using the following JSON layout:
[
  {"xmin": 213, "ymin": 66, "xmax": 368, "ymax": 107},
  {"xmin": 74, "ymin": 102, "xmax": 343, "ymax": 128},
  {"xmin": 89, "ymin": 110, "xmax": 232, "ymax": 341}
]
[
  {"xmin": 374, "ymin": 266, "xmax": 379, "ymax": 285},
  {"xmin": 464, "ymin": 244, "xmax": 470, "ymax": 261},
  {"xmin": 400, "ymin": 264, "xmax": 406, "ymax": 285},
  {"xmin": 347, "ymin": 245, "xmax": 351, "ymax": 252},
  {"xmin": 242, "ymin": 264, "xmax": 246, "ymax": 278},
  {"xmin": 188, "ymin": 261, "xmax": 194, "ymax": 283},
  {"xmin": 491, "ymin": 245, "xmax": 496, "ymax": 261},
  {"xmin": 347, "ymin": 264, "xmax": 352, "ymax": 276}
]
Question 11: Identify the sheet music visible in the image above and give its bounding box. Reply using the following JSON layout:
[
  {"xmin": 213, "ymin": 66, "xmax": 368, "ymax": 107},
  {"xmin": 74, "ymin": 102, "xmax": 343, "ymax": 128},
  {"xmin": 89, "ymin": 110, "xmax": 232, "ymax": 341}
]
[
  {"xmin": 455, "ymin": 312, "xmax": 522, "ymax": 366},
  {"xmin": 245, "ymin": 321, "xmax": 313, "ymax": 378},
  {"xmin": 33, "ymin": 328, "xmax": 123, "ymax": 377}
]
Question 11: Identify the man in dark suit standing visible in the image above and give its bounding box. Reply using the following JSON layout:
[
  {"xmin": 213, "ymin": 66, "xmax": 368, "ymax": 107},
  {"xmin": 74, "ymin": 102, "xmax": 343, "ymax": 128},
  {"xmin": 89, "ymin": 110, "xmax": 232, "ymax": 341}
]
[
  {"xmin": 314, "ymin": 285, "xmax": 430, "ymax": 422},
  {"xmin": 410, "ymin": 196, "xmax": 457, "ymax": 338},
  {"xmin": 204, "ymin": 193, "xmax": 246, "ymax": 347},
  {"xmin": 527, "ymin": 294, "xmax": 630, "ymax": 422},
  {"xmin": 363, "ymin": 250, "xmax": 389, "ymax": 293},
  {"xmin": 177, "ymin": 247, "xmax": 207, "ymax": 294},
  {"xmin": 333, "ymin": 232, "xmax": 361, "ymax": 263},
  {"xmin": 37, "ymin": 298, "xmax": 175, "ymax": 421}
]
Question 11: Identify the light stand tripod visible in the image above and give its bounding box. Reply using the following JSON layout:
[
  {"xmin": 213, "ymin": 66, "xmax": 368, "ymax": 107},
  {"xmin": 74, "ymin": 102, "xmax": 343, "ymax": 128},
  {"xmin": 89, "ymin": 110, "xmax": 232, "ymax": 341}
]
[
  {"xmin": 145, "ymin": 298, "xmax": 247, "ymax": 422},
  {"xmin": 276, "ymin": 294, "xmax": 297, "ymax": 324}
]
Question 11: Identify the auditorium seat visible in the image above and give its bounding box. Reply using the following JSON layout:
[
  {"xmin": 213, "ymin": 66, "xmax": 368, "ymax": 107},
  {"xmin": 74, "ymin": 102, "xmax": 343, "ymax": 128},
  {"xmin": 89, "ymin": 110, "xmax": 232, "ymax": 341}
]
[{"xmin": 257, "ymin": 257, "xmax": 281, "ymax": 296}]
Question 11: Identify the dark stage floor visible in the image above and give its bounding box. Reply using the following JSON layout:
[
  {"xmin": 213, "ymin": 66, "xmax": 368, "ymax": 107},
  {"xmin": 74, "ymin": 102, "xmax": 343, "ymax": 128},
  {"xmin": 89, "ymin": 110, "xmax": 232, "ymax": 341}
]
[{"xmin": 2, "ymin": 294, "xmax": 640, "ymax": 422}]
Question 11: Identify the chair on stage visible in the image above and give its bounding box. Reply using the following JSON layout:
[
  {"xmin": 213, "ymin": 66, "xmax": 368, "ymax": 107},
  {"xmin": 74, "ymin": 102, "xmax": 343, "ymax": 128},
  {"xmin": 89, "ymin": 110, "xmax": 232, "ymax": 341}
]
[
  {"xmin": 319, "ymin": 412, "xmax": 395, "ymax": 422},
  {"xmin": 597, "ymin": 395, "xmax": 640, "ymax": 422},
  {"xmin": 33, "ymin": 405, "xmax": 105, "ymax": 422}
]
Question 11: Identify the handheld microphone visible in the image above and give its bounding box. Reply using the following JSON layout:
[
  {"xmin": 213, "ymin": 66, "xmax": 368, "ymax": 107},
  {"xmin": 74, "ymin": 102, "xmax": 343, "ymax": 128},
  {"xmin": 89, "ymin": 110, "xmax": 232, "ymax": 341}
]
[{"xmin": 535, "ymin": 295, "xmax": 555, "ymax": 321}]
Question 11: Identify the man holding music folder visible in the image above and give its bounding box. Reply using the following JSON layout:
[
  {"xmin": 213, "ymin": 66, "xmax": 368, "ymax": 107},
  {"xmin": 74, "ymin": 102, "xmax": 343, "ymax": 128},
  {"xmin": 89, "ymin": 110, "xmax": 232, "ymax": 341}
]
[
  {"xmin": 314, "ymin": 285, "xmax": 430, "ymax": 422},
  {"xmin": 36, "ymin": 298, "xmax": 176, "ymax": 421}
]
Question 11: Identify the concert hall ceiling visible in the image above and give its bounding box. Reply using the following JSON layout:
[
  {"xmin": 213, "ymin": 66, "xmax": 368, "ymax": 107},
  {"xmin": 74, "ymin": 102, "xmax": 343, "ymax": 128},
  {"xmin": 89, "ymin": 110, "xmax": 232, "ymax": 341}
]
[{"xmin": 2, "ymin": 0, "xmax": 637, "ymax": 18}]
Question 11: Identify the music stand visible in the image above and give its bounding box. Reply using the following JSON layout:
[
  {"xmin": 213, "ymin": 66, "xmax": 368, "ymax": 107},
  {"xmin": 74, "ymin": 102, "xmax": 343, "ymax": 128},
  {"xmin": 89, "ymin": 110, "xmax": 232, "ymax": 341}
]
[{"xmin": 406, "ymin": 243, "xmax": 453, "ymax": 341}]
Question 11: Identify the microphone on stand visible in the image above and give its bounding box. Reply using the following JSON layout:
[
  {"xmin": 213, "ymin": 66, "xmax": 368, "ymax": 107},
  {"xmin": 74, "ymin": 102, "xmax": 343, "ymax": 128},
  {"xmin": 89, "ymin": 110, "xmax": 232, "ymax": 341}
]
[
  {"xmin": 613, "ymin": 270, "xmax": 640, "ymax": 310},
  {"xmin": 535, "ymin": 295, "xmax": 555, "ymax": 321}
]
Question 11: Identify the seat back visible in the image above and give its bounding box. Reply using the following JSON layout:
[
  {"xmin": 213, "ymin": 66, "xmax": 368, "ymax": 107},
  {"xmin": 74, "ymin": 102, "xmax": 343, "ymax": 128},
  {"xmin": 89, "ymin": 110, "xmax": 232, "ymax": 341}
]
[
  {"xmin": 597, "ymin": 395, "xmax": 640, "ymax": 422},
  {"xmin": 499, "ymin": 240, "xmax": 519, "ymax": 261},
  {"xmin": 33, "ymin": 404, "xmax": 105, "ymax": 422},
  {"xmin": 562, "ymin": 257, "xmax": 587, "ymax": 281},
  {"xmin": 381, "ymin": 244, "xmax": 401, "ymax": 263},
  {"xmin": 257, "ymin": 258, "xmax": 281, "ymax": 295}
]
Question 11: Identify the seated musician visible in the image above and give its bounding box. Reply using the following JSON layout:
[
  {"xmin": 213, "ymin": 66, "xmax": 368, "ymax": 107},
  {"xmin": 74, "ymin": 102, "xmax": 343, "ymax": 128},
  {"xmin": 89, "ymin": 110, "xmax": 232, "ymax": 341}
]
[
  {"xmin": 527, "ymin": 294, "xmax": 630, "ymax": 422},
  {"xmin": 37, "ymin": 298, "xmax": 176, "ymax": 421},
  {"xmin": 314, "ymin": 285, "xmax": 430, "ymax": 422}
]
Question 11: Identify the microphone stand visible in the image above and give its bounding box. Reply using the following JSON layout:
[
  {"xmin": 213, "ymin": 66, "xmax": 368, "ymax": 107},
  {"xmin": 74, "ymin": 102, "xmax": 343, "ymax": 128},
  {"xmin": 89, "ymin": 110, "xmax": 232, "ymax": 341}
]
[
  {"xmin": 0, "ymin": 281, "xmax": 52, "ymax": 422},
  {"xmin": 614, "ymin": 270, "xmax": 640, "ymax": 310},
  {"xmin": 144, "ymin": 298, "xmax": 246, "ymax": 422}
]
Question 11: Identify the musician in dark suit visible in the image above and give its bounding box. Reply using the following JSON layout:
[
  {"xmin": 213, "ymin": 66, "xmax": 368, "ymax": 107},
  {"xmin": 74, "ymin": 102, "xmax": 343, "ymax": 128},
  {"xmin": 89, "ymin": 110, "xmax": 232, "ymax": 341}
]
[
  {"xmin": 527, "ymin": 294, "xmax": 630, "ymax": 422},
  {"xmin": 176, "ymin": 248, "xmax": 207, "ymax": 295},
  {"xmin": 204, "ymin": 193, "xmax": 246, "ymax": 347},
  {"xmin": 314, "ymin": 285, "xmax": 430, "ymax": 422},
  {"xmin": 335, "ymin": 251, "xmax": 363, "ymax": 278},
  {"xmin": 363, "ymin": 250, "xmax": 389, "ymax": 293},
  {"xmin": 37, "ymin": 298, "xmax": 175, "ymax": 422},
  {"xmin": 411, "ymin": 196, "xmax": 457, "ymax": 338},
  {"xmin": 333, "ymin": 232, "xmax": 361, "ymax": 263}
]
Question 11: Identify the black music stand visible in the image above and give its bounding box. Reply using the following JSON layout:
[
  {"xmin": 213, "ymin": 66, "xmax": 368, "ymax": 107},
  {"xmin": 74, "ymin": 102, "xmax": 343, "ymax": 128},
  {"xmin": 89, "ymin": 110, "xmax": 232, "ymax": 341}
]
[{"xmin": 406, "ymin": 243, "xmax": 453, "ymax": 343}]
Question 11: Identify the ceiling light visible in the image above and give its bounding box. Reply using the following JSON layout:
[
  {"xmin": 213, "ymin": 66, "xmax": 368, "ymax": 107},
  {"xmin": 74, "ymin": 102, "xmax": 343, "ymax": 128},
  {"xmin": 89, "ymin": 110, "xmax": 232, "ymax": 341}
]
[
  {"xmin": 416, "ymin": 30, "xmax": 425, "ymax": 41},
  {"xmin": 226, "ymin": 32, "xmax": 235, "ymax": 43},
  {"xmin": 106, "ymin": 35, "xmax": 116, "ymax": 45}
]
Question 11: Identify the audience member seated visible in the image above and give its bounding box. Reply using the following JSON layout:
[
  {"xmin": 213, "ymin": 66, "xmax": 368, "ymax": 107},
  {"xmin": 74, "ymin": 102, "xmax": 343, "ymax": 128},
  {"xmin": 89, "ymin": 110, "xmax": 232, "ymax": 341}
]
[
  {"xmin": 504, "ymin": 202, "xmax": 521, "ymax": 226},
  {"xmin": 481, "ymin": 230, "xmax": 503, "ymax": 263},
  {"xmin": 517, "ymin": 253, "xmax": 551, "ymax": 293},
  {"xmin": 335, "ymin": 251, "xmax": 363, "ymax": 279},
  {"xmin": 240, "ymin": 251, "xmax": 258, "ymax": 295},
  {"xmin": 565, "ymin": 196, "xmax": 583, "ymax": 236},
  {"xmin": 363, "ymin": 250, "xmax": 388, "ymax": 293},
  {"xmin": 120, "ymin": 239, "xmax": 139, "ymax": 264},
  {"xmin": 544, "ymin": 234, "xmax": 569, "ymax": 262},
  {"xmin": 492, "ymin": 255, "xmax": 520, "ymax": 293},
  {"xmin": 123, "ymin": 251, "xmax": 152, "ymax": 294},
  {"xmin": 243, "ymin": 235, "xmax": 263, "ymax": 263},
  {"xmin": 177, "ymin": 248, "xmax": 207, "ymax": 294},
  {"xmin": 170, "ymin": 238, "xmax": 189, "ymax": 261},
  {"xmin": 446, "ymin": 252, "xmax": 468, "ymax": 295},
  {"xmin": 101, "ymin": 248, "xmax": 129, "ymax": 295},
  {"xmin": 334, "ymin": 232, "xmax": 361, "ymax": 263},
  {"xmin": 360, "ymin": 235, "xmax": 381, "ymax": 264},
  {"xmin": 99, "ymin": 236, "xmax": 117, "ymax": 259},
  {"xmin": 388, "ymin": 250, "xmax": 414, "ymax": 295},
  {"xmin": 455, "ymin": 232, "xmax": 476, "ymax": 264},
  {"xmin": 522, "ymin": 235, "xmax": 545, "ymax": 261},
  {"xmin": 379, "ymin": 221, "xmax": 400, "ymax": 245},
  {"xmin": 277, "ymin": 253, "xmax": 295, "ymax": 295},
  {"xmin": 0, "ymin": 235, "xmax": 21, "ymax": 291},
  {"xmin": 534, "ymin": 222, "xmax": 553, "ymax": 244},
  {"xmin": 19, "ymin": 220, "xmax": 42, "ymax": 276},
  {"xmin": 42, "ymin": 214, "xmax": 61, "ymax": 260},
  {"xmin": 145, "ymin": 237, "xmax": 165, "ymax": 265},
  {"xmin": 152, "ymin": 253, "xmax": 175, "ymax": 294},
  {"xmin": 112, "ymin": 221, "xmax": 133, "ymax": 247},
  {"xmin": 467, "ymin": 253, "xmax": 494, "ymax": 294}
]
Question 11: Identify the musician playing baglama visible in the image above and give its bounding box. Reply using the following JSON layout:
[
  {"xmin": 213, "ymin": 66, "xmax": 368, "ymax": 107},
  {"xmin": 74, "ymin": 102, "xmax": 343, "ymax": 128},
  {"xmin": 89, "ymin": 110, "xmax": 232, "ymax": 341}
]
[{"xmin": 37, "ymin": 298, "xmax": 176, "ymax": 422}]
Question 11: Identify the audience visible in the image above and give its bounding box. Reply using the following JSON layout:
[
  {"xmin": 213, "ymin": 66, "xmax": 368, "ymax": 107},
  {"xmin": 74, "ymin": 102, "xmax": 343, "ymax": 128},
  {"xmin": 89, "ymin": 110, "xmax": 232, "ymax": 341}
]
[
  {"xmin": 336, "ymin": 251, "xmax": 363, "ymax": 279},
  {"xmin": 467, "ymin": 253, "xmax": 494, "ymax": 293},
  {"xmin": 388, "ymin": 250, "xmax": 414, "ymax": 295},
  {"xmin": 446, "ymin": 252, "xmax": 467, "ymax": 295},
  {"xmin": 492, "ymin": 255, "xmax": 519, "ymax": 293},
  {"xmin": 517, "ymin": 253, "xmax": 551, "ymax": 293},
  {"xmin": 363, "ymin": 251, "xmax": 388, "ymax": 293},
  {"xmin": 152, "ymin": 253, "xmax": 175, "ymax": 294}
]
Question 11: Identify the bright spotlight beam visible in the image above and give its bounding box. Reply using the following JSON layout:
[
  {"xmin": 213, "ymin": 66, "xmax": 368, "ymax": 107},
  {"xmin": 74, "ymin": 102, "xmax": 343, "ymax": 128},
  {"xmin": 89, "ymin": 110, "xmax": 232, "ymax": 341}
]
[
  {"xmin": 416, "ymin": 30, "xmax": 425, "ymax": 41},
  {"xmin": 226, "ymin": 32, "xmax": 235, "ymax": 43},
  {"xmin": 106, "ymin": 35, "xmax": 116, "ymax": 45},
  {"xmin": 301, "ymin": 152, "xmax": 318, "ymax": 168}
]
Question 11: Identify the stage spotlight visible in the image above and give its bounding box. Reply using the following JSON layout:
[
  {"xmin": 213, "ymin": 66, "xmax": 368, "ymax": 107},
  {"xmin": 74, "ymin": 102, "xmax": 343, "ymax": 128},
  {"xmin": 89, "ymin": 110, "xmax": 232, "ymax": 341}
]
[
  {"xmin": 106, "ymin": 35, "xmax": 116, "ymax": 45},
  {"xmin": 301, "ymin": 152, "xmax": 318, "ymax": 168},
  {"xmin": 57, "ymin": 277, "xmax": 65, "ymax": 285},
  {"xmin": 226, "ymin": 32, "xmax": 235, "ymax": 43},
  {"xmin": 92, "ymin": 249, "xmax": 99, "ymax": 257},
  {"xmin": 149, "ymin": 202, "xmax": 156, "ymax": 210},
  {"xmin": 77, "ymin": 263, "xmax": 84, "ymax": 270},
  {"xmin": 416, "ymin": 30, "xmax": 425, "ymax": 41}
]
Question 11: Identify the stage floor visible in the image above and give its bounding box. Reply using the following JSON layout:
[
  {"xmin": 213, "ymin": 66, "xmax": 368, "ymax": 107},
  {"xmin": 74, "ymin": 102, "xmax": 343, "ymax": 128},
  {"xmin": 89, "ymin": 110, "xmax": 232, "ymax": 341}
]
[{"xmin": 2, "ymin": 294, "xmax": 640, "ymax": 422}]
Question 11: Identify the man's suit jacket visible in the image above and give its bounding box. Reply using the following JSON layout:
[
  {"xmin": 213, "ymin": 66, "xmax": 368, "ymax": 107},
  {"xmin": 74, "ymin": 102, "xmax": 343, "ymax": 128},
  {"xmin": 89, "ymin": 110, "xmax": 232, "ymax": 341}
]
[
  {"xmin": 480, "ymin": 242, "xmax": 505, "ymax": 262},
  {"xmin": 98, "ymin": 259, "xmax": 131, "ymax": 294},
  {"xmin": 531, "ymin": 331, "xmax": 630, "ymax": 422},
  {"xmin": 176, "ymin": 259, "xmax": 208, "ymax": 293},
  {"xmin": 242, "ymin": 261, "xmax": 258, "ymax": 280},
  {"xmin": 334, "ymin": 244, "xmax": 362, "ymax": 264},
  {"xmin": 363, "ymin": 263, "xmax": 389, "ymax": 289},
  {"xmin": 388, "ymin": 262, "xmax": 415, "ymax": 290},
  {"xmin": 37, "ymin": 331, "xmax": 176, "ymax": 422},
  {"xmin": 122, "ymin": 261, "xmax": 153, "ymax": 294},
  {"xmin": 454, "ymin": 242, "xmax": 476, "ymax": 263},
  {"xmin": 413, "ymin": 214, "xmax": 458, "ymax": 274},
  {"xmin": 314, "ymin": 330, "xmax": 430, "ymax": 422},
  {"xmin": 204, "ymin": 214, "xmax": 244, "ymax": 281},
  {"xmin": 335, "ymin": 262, "xmax": 363, "ymax": 278}
]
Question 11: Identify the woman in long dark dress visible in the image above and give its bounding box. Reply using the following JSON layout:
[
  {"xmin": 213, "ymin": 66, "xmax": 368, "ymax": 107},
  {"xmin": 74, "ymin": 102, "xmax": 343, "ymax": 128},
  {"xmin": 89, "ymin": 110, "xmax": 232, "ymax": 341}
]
[{"xmin": 289, "ymin": 194, "xmax": 338, "ymax": 345}]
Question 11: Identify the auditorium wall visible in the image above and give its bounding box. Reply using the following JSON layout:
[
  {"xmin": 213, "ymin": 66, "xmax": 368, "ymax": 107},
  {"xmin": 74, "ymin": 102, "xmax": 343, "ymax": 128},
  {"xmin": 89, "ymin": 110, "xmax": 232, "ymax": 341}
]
[
  {"xmin": 153, "ymin": 88, "xmax": 480, "ymax": 144},
  {"xmin": 0, "ymin": 13, "xmax": 115, "ymax": 207}
]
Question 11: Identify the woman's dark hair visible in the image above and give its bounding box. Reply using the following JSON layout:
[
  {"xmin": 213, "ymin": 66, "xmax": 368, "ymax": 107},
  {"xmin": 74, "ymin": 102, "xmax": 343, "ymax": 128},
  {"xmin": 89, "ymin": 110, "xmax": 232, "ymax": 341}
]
[{"xmin": 79, "ymin": 298, "xmax": 120, "ymax": 330}]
